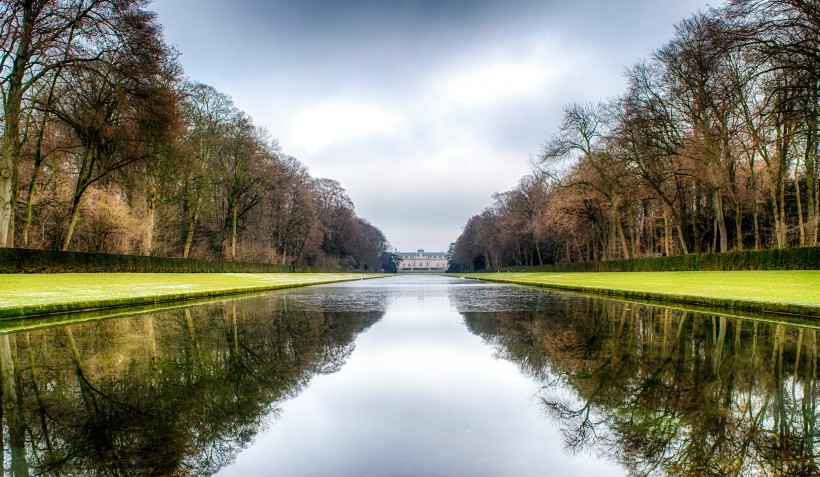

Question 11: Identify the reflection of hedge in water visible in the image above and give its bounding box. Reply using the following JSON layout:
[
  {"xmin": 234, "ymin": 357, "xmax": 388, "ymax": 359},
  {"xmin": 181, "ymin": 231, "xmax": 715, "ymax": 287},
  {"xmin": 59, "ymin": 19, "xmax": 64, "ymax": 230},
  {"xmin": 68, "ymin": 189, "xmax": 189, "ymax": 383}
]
[
  {"xmin": 461, "ymin": 296, "xmax": 819, "ymax": 476},
  {"xmin": 1, "ymin": 295, "xmax": 383, "ymax": 475}
]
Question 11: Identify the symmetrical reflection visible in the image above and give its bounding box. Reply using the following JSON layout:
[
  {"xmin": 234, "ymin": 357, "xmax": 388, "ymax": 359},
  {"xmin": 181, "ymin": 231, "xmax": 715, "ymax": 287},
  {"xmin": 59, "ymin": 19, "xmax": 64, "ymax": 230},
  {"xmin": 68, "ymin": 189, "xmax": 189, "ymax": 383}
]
[
  {"xmin": 455, "ymin": 291, "xmax": 820, "ymax": 476},
  {"xmin": 0, "ymin": 292, "xmax": 384, "ymax": 475}
]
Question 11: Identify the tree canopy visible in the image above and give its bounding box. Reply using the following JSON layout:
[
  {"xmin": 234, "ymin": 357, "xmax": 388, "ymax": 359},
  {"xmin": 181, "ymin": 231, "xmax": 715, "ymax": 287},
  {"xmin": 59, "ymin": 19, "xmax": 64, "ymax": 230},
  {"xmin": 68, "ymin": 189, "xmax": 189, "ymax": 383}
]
[
  {"xmin": 0, "ymin": 0, "xmax": 393, "ymax": 270},
  {"xmin": 450, "ymin": 1, "xmax": 819, "ymax": 271}
]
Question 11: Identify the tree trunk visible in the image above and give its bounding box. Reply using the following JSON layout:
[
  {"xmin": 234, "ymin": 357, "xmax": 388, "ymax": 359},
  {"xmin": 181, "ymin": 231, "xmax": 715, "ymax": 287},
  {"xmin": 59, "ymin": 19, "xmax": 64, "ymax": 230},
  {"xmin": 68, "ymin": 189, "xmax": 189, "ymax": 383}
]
[
  {"xmin": 7, "ymin": 207, "xmax": 14, "ymax": 248},
  {"xmin": 753, "ymin": 203, "xmax": 761, "ymax": 250},
  {"xmin": 616, "ymin": 217, "xmax": 630, "ymax": 260},
  {"xmin": 22, "ymin": 61, "xmax": 66, "ymax": 248},
  {"xmin": 182, "ymin": 193, "xmax": 203, "ymax": 259},
  {"xmin": 810, "ymin": 146, "xmax": 819, "ymax": 244},
  {"xmin": 142, "ymin": 172, "xmax": 157, "ymax": 256},
  {"xmin": 662, "ymin": 203, "xmax": 672, "ymax": 256},
  {"xmin": 230, "ymin": 200, "xmax": 238, "ymax": 261},
  {"xmin": 280, "ymin": 228, "xmax": 290, "ymax": 265},
  {"xmin": 747, "ymin": 148, "xmax": 762, "ymax": 251},
  {"xmin": 805, "ymin": 86, "xmax": 819, "ymax": 246},
  {"xmin": 224, "ymin": 193, "xmax": 238, "ymax": 261},
  {"xmin": 675, "ymin": 214, "xmax": 689, "ymax": 255},
  {"xmin": 0, "ymin": 96, "xmax": 22, "ymax": 248},
  {"xmin": 0, "ymin": 10, "xmax": 33, "ymax": 249},
  {"xmin": 734, "ymin": 202, "xmax": 743, "ymax": 252},
  {"xmin": 295, "ymin": 227, "xmax": 309, "ymax": 264},
  {"xmin": 779, "ymin": 168, "xmax": 787, "ymax": 248},
  {"xmin": 815, "ymin": 163, "xmax": 820, "ymax": 246},
  {"xmin": 21, "ymin": 140, "xmax": 43, "ymax": 248},
  {"xmin": 22, "ymin": 107, "xmax": 55, "ymax": 247},
  {"xmin": 592, "ymin": 226, "xmax": 599, "ymax": 262},
  {"xmin": 62, "ymin": 198, "xmax": 82, "ymax": 252},
  {"xmin": 693, "ymin": 183, "xmax": 703, "ymax": 254},
  {"xmin": 769, "ymin": 126, "xmax": 789, "ymax": 249},
  {"xmin": 61, "ymin": 150, "xmax": 94, "ymax": 251},
  {"xmin": 714, "ymin": 189, "xmax": 728, "ymax": 253},
  {"xmin": 795, "ymin": 150, "xmax": 806, "ymax": 246}
]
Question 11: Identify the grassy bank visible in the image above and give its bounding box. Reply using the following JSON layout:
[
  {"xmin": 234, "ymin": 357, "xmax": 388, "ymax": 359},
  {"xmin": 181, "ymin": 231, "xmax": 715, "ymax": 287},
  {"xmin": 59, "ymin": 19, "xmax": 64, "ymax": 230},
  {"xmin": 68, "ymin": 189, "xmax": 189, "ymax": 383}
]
[
  {"xmin": 0, "ymin": 273, "xmax": 383, "ymax": 318},
  {"xmin": 454, "ymin": 271, "xmax": 820, "ymax": 317}
]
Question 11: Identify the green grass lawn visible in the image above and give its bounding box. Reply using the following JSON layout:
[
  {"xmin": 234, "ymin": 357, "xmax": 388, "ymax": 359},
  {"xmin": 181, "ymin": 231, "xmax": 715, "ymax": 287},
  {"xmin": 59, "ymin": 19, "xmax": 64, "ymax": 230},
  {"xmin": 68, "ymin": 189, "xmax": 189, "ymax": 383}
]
[
  {"xmin": 455, "ymin": 271, "xmax": 820, "ymax": 317},
  {"xmin": 0, "ymin": 273, "xmax": 379, "ymax": 318}
]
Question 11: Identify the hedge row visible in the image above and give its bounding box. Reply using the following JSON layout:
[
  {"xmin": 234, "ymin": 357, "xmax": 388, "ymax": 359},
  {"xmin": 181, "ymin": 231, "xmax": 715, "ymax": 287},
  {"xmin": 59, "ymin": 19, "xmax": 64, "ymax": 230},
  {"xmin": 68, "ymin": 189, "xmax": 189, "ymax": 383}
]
[
  {"xmin": 0, "ymin": 248, "xmax": 355, "ymax": 273},
  {"xmin": 492, "ymin": 246, "xmax": 820, "ymax": 273}
]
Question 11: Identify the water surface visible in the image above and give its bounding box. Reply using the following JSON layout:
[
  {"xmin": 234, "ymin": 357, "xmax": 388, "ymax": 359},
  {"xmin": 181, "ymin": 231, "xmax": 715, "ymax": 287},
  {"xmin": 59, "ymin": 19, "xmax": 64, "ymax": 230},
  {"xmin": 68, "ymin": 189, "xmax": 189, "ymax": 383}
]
[{"xmin": 1, "ymin": 275, "xmax": 817, "ymax": 475}]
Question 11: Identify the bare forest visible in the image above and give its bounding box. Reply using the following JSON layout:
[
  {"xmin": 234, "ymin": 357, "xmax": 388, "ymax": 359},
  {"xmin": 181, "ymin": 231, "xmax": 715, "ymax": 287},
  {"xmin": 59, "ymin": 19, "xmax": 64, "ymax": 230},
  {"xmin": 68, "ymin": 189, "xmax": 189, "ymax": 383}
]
[
  {"xmin": 0, "ymin": 0, "xmax": 392, "ymax": 270},
  {"xmin": 451, "ymin": 0, "xmax": 820, "ymax": 271}
]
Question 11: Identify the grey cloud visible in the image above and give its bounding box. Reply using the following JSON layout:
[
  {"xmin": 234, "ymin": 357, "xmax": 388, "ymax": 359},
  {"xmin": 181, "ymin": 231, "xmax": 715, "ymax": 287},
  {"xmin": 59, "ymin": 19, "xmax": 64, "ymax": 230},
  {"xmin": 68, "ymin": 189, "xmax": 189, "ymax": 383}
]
[{"xmin": 152, "ymin": 0, "xmax": 718, "ymax": 251}]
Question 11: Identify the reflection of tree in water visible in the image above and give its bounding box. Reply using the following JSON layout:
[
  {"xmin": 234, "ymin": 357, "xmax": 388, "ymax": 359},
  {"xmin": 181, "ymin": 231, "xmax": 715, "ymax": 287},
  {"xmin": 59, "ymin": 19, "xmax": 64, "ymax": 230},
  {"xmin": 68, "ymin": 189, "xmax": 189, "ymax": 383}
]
[
  {"xmin": 0, "ymin": 293, "xmax": 383, "ymax": 476},
  {"xmin": 458, "ymin": 293, "xmax": 819, "ymax": 476}
]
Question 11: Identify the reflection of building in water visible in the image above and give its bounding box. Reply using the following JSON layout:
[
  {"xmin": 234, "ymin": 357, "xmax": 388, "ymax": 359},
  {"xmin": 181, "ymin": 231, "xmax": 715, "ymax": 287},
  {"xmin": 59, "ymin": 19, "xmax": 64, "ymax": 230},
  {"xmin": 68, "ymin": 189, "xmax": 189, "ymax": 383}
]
[{"xmin": 396, "ymin": 249, "xmax": 447, "ymax": 271}]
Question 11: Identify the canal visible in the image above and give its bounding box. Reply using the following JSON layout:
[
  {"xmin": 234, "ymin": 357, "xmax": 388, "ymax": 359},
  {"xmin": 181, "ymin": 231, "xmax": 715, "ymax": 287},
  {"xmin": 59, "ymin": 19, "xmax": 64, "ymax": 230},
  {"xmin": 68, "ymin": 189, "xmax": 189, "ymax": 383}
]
[{"xmin": 1, "ymin": 275, "xmax": 817, "ymax": 475}]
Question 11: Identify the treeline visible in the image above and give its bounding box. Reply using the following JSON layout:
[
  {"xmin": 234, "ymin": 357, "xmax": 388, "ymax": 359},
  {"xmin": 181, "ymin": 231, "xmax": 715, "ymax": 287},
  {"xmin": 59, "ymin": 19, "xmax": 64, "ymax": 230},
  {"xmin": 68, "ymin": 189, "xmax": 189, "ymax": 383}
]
[
  {"xmin": 0, "ymin": 1, "xmax": 393, "ymax": 271},
  {"xmin": 451, "ymin": 0, "xmax": 819, "ymax": 271}
]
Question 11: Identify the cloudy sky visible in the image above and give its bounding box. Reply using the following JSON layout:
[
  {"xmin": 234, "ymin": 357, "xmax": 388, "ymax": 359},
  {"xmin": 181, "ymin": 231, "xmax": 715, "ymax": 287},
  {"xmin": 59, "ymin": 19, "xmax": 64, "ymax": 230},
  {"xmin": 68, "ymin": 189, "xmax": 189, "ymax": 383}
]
[{"xmin": 152, "ymin": 0, "xmax": 716, "ymax": 253}]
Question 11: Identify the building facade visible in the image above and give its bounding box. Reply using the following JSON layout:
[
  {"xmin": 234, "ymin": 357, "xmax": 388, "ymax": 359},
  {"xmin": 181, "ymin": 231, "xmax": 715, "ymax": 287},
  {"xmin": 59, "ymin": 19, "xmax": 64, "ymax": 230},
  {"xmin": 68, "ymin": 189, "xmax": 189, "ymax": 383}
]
[{"xmin": 396, "ymin": 249, "xmax": 448, "ymax": 271}]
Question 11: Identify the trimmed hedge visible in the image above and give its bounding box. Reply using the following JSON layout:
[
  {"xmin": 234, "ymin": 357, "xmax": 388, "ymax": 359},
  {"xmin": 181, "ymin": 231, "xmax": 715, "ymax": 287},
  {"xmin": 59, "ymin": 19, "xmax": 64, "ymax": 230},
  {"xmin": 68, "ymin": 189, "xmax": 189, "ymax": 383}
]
[
  {"xmin": 0, "ymin": 248, "xmax": 354, "ymax": 273},
  {"xmin": 492, "ymin": 246, "xmax": 820, "ymax": 273}
]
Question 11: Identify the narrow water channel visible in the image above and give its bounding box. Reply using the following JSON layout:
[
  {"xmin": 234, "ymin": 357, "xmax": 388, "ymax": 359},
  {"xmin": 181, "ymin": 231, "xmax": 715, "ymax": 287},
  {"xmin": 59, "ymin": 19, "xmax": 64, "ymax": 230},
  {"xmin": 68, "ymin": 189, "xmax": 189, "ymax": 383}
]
[{"xmin": 1, "ymin": 275, "xmax": 817, "ymax": 475}]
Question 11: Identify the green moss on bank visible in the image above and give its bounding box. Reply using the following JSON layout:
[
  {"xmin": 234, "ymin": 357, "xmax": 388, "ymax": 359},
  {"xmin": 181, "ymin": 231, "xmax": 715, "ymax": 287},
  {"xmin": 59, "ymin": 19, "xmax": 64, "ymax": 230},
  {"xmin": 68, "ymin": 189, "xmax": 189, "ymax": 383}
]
[
  {"xmin": 454, "ymin": 271, "xmax": 820, "ymax": 317},
  {"xmin": 0, "ymin": 273, "xmax": 382, "ymax": 318}
]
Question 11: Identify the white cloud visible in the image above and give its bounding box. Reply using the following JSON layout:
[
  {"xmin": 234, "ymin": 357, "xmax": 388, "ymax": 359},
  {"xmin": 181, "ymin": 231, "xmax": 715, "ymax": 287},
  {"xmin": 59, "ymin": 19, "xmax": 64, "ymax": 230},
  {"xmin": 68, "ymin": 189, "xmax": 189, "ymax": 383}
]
[
  {"xmin": 441, "ymin": 60, "xmax": 556, "ymax": 108},
  {"xmin": 289, "ymin": 101, "xmax": 401, "ymax": 154}
]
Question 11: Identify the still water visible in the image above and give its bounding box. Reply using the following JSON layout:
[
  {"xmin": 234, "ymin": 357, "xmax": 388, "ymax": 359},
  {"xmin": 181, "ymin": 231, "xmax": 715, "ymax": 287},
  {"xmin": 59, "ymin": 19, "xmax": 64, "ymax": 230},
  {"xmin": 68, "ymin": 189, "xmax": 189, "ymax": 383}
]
[{"xmin": 1, "ymin": 275, "xmax": 817, "ymax": 476}]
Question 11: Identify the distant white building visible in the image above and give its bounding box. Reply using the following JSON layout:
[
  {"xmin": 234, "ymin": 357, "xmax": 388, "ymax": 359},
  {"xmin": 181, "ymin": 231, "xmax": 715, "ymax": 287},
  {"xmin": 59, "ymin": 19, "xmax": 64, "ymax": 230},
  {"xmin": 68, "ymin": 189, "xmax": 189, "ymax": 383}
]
[{"xmin": 396, "ymin": 249, "xmax": 447, "ymax": 271}]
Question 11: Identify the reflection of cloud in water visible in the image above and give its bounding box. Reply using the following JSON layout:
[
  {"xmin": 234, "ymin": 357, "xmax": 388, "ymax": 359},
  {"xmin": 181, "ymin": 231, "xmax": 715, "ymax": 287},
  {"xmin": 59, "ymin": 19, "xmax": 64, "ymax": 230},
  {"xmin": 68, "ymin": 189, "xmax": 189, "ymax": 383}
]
[
  {"xmin": 280, "ymin": 289, "xmax": 391, "ymax": 313},
  {"xmin": 448, "ymin": 279, "xmax": 560, "ymax": 313}
]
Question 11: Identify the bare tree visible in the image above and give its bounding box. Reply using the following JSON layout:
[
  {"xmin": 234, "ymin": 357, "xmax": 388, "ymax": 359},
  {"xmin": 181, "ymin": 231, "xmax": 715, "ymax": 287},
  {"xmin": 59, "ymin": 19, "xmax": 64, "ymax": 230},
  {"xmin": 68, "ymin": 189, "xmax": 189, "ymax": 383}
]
[
  {"xmin": 46, "ymin": 11, "xmax": 174, "ymax": 251},
  {"xmin": 0, "ymin": 0, "xmax": 159, "ymax": 247},
  {"xmin": 539, "ymin": 101, "xmax": 632, "ymax": 259},
  {"xmin": 178, "ymin": 82, "xmax": 233, "ymax": 258}
]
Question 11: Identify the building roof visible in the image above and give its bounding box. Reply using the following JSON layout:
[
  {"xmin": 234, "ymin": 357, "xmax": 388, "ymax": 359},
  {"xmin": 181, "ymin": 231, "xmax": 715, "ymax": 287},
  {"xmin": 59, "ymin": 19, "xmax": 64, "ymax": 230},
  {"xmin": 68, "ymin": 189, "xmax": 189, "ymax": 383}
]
[{"xmin": 395, "ymin": 251, "xmax": 447, "ymax": 259}]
